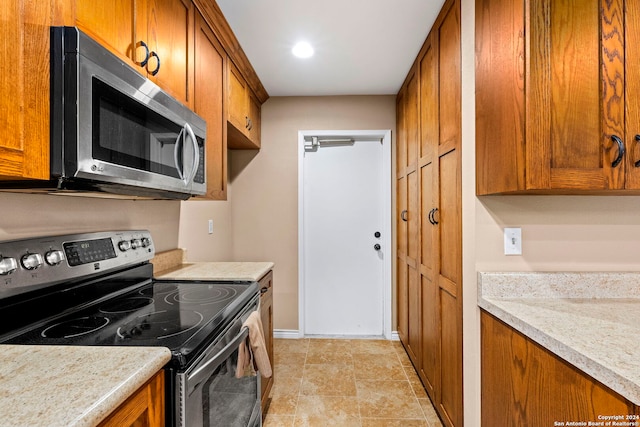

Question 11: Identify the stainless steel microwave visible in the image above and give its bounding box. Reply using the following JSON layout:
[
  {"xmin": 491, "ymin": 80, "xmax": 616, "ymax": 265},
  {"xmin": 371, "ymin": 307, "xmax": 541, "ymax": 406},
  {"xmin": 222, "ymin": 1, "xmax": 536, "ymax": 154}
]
[{"xmin": 9, "ymin": 26, "xmax": 207, "ymax": 200}]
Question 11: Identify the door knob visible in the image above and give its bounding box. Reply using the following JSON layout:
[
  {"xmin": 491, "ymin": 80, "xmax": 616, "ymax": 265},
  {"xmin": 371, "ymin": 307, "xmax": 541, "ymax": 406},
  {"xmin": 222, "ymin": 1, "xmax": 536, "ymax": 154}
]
[
  {"xmin": 374, "ymin": 244, "xmax": 381, "ymax": 251},
  {"xmin": 374, "ymin": 231, "xmax": 381, "ymax": 238}
]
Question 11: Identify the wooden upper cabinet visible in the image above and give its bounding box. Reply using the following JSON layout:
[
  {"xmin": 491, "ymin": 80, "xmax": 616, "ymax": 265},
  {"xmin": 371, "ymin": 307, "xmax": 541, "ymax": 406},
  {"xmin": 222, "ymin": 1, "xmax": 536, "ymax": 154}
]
[
  {"xmin": 227, "ymin": 61, "xmax": 261, "ymax": 149},
  {"xmin": 476, "ymin": 0, "xmax": 640, "ymax": 194},
  {"xmin": 75, "ymin": 0, "xmax": 194, "ymax": 106},
  {"xmin": 193, "ymin": 11, "xmax": 226, "ymax": 200},
  {"xmin": 0, "ymin": 0, "xmax": 51, "ymax": 180}
]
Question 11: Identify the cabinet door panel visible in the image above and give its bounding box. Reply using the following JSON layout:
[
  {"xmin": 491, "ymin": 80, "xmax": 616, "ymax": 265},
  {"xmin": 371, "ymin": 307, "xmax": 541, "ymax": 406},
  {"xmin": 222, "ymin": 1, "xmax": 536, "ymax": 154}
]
[
  {"xmin": 194, "ymin": 12, "xmax": 226, "ymax": 200},
  {"xmin": 75, "ymin": 0, "xmax": 144, "ymax": 68},
  {"xmin": 420, "ymin": 275, "xmax": 438, "ymax": 396},
  {"xmin": 406, "ymin": 72, "xmax": 419, "ymax": 167},
  {"xmin": 228, "ymin": 62, "xmax": 248, "ymax": 133},
  {"xmin": 439, "ymin": 289, "xmax": 461, "ymax": 427},
  {"xmin": 396, "ymin": 93, "xmax": 407, "ymax": 173},
  {"xmin": 148, "ymin": 0, "xmax": 193, "ymax": 105},
  {"xmin": 397, "ymin": 258, "xmax": 408, "ymax": 343},
  {"xmin": 438, "ymin": 149, "xmax": 460, "ymax": 288},
  {"xmin": 0, "ymin": 0, "xmax": 50, "ymax": 179},
  {"xmin": 527, "ymin": 0, "xmax": 624, "ymax": 190},
  {"xmin": 626, "ymin": 0, "xmax": 640, "ymax": 188}
]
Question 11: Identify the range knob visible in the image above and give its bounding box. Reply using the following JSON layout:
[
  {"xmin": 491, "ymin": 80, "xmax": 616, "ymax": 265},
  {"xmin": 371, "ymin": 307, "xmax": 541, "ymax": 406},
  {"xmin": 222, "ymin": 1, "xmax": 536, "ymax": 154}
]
[
  {"xmin": 45, "ymin": 250, "xmax": 65, "ymax": 266},
  {"xmin": 0, "ymin": 256, "xmax": 18, "ymax": 275},
  {"xmin": 131, "ymin": 239, "xmax": 141, "ymax": 249},
  {"xmin": 21, "ymin": 253, "xmax": 43, "ymax": 270},
  {"xmin": 118, "ymin": 240, "xmax": 132, "ymax": 252},
  {"xmin": 140, "ymin": 237, "xmax": 151, "ymax": 248}
]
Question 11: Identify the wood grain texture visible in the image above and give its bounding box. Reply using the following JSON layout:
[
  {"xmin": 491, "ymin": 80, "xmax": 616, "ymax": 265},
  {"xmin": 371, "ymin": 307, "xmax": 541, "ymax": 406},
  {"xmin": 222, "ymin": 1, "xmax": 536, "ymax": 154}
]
[
  {"xmin": 0, "ymin": 0, "xmax": 50, "ymax": 180},
  {"xmin": 477, "ymin": 0, "xmax": 631, "ymax": 193},
  {"xmin": 475, "ymin": 0, "xmax": 525, "ymax": 194},
  {"xmin": 481, "ymin": 311, "xmax": 639, "ymax": 426},
  {"xmin": 625, "ymin": 0, "xmax": 640, "ymax": 188},
  {"xmin": 98, "ymin": 370, "xmax": 165, "ymax": 427},
  {"xmin": 193, "ymin": 11, "xmax": 227, "ymax": 199}
]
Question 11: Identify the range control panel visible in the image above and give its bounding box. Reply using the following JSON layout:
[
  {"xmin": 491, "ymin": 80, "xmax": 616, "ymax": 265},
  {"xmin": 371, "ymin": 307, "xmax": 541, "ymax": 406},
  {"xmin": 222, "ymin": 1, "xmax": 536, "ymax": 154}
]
[{"xmin": 0, "ymin": 230, "xmax": 154, "ymax": 297}]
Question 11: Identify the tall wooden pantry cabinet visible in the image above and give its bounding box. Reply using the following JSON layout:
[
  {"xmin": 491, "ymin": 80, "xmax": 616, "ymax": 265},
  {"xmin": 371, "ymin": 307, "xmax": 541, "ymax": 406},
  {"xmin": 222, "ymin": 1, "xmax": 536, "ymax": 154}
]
[{"xmin": 396, "ymin": 0, "xmax": 462, "ymax": 426}]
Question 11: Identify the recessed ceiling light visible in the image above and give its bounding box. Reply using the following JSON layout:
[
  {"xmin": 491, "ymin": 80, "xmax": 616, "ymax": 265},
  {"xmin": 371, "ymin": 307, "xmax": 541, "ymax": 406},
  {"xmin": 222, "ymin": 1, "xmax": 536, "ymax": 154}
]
[{"xmin": 292, "ymin": 41, "xmax": 314, "ymax": 58}]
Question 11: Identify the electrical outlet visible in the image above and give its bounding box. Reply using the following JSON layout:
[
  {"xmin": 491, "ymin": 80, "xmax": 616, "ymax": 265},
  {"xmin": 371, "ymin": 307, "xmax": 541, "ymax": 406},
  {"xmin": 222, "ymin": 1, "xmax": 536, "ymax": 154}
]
[
  {"xmin": 504, "ymin": 227, "xmax": 522, "ymax": 255},
  {"xmin": 208, "ymin": 219, "xmax": 214, "ymax": 234}
]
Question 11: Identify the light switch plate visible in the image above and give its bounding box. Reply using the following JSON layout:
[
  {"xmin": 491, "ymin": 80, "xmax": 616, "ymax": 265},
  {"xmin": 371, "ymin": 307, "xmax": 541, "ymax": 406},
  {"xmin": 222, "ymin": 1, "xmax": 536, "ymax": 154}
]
[
  {"xmin": 504, "ymin": 227, "xmax": 522, "ymax": 255},
  {"xmin": 208, "ymin": 219, "xmax": 214, "ymax": 234}
]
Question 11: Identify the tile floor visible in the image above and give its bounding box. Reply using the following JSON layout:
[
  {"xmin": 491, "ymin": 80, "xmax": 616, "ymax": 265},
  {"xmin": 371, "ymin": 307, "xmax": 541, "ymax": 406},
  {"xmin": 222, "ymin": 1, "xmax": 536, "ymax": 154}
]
[{"xmin": 263, "ymin": 338, "xmax": 444, "ymax": 427}]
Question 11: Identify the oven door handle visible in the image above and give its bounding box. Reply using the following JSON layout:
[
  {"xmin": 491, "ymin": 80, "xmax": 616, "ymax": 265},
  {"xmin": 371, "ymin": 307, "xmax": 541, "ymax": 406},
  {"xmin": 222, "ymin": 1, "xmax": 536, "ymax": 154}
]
[{"xmin": 187, "ymin": 326, "xmax": 249, "ymax": 394}]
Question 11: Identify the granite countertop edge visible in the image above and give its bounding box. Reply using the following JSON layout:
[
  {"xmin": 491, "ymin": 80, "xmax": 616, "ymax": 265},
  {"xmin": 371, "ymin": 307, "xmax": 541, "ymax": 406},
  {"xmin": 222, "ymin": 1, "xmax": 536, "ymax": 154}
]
[
  {"xmin": 154, "ymin": 261, "xmax": 275, "ymax": 282},
  {"xmin": 0, "ymin": 345, "xmax": 171, "ymax": 427},
  {"xmin": 478, "ymin": 272, "xmax": 640, "ymax": 407}
]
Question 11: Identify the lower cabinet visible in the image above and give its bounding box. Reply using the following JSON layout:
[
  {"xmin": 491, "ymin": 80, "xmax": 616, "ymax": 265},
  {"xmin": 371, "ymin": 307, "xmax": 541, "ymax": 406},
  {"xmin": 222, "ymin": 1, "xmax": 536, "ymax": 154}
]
[
  {"xmin": 481, "ymin": 311, "xmax": 639, "ymax": 425},
  {"xmin": 98, "ymin": 370, "xmax": 165, "ymax": 427},
  {"xmin": 258, "ymin": 270, "xmax": 274, "ymax": 416}
]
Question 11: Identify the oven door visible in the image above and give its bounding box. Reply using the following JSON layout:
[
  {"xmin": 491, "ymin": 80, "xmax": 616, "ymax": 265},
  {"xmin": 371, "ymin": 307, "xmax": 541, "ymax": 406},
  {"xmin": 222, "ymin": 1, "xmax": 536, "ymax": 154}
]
[{"xmin": 177, "ymin": 298, "xmax": 261, "ymax": 427}]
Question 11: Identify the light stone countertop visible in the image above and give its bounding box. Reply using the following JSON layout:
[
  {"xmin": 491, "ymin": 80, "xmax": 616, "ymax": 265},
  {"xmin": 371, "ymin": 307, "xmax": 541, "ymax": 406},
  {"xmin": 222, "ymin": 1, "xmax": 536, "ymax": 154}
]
[
  {"xmin": 0, "ymin": 345, "xmax": 171, "ymax": 427},
  {"xmin": 478, "ymin": 272, "xmax": 640, "ymax": 406},
  {"xmin": 155, "ymin": 261, "xmax": 274, "ymax": 282}
]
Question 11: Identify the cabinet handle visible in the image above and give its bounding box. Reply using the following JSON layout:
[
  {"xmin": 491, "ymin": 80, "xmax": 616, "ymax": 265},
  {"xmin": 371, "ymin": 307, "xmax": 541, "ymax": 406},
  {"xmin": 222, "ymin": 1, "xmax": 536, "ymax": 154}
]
[
  {"xmin": 248, "ymin": 118, "xmax": 253, "ymax": 131},
  {"xmin": 611, "ymin": 135, "xmax": 625, "ymax": 168},
  {"xmin": 431, "ymin": 208, "xmax": 439, "ymax": 225},
  {"xmin": 137, "ymin": 41, "xmax": 150, "ymax": 67},
  {"xmin": 148, "ymin": 51, "xmax": 161, "ymax": 76},
  {"xmin": 428, "ymin": 208, "xmax": 435, "ymax": 225},
  {"xmin": 634, "ymin": 135, "xmax": 640, "ymax": 168},
  {"xmin": 260, "ymin": 287, "xmax": 269, "ymax": 294},
  {"xmin": 401, "ymin": 210, "xmax": 408, "ymax": 222}
]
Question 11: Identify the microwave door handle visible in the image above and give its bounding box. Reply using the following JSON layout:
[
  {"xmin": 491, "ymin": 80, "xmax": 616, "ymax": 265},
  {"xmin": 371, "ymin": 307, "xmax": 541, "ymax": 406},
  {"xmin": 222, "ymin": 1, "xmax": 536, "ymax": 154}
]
[
  {"xmin": 183, "ymin": 122, "xmax": 199, "ymax": 185},
  {"xmin": 186, "ymin": 326, "xmax": 249, "ymax": 395},
  {"xmin": 173, "ymin": 127, "xmax": 186, "ymax": 180}
]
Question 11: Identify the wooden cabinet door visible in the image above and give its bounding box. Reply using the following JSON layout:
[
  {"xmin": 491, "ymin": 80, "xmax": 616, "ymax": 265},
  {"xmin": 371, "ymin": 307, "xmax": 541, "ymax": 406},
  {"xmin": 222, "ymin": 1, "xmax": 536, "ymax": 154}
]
[
  {"xmin": 481, "ymin": 312, "xmax": 638, "ymax": 425},
  {"xmin": 405, "ymin": 70, "xmax": 421, "ymax": 367},
  {"xmin": 625, "ymin": 1, "xmax": 640, "ymax": 189},
  {"xmin": 419, "ymin": 35, "xmax": 438, "ymax": 398},
  {"xmin": 248, "ymin": 93, "xmax": 261, "ymax": 147},
  {"xmin": 526, "ymin": 0, "xmax": 624, "ymax": 191},
  {"xmin": 75, "ymin": 0, "xmax": 146, "ymax": 70},
  {"xmin": 476, "ymin": 0, "xmax": 627, "ymax": 193},
  {"xmin": 432, "ymin": 2, "xmax": 462, "ymax": 426},
  {"xmin": 0, "ymin": 0, "xmax": 50, "ymax": 180},
  {"xmin": 76, "ymin": 0, "xmax": 194, "ymax": 106},
  {"xmin": 227, "ymin": 61, "xmax": 249, "ymax": 134},
  {"xmin": 396, "ymin": 89, "xmax": 409, "ymax": 344},
  {"xmin": 147, "ymin": 0, "xmax": 194, "ymax": 105},
  {"xmin": 98, "ymin": 370, "xmax": 165, "ymax": 427},
  {"xmin": 193, "ymin": 12, "xmax": 226, "ymax": 200},
  {"xmin": 396, "ymin": 71, "xmax": 420, "ymax": 365},
  {"xmin": 258, "ymin": 271, "xmax": 274, "ymax": 416}
]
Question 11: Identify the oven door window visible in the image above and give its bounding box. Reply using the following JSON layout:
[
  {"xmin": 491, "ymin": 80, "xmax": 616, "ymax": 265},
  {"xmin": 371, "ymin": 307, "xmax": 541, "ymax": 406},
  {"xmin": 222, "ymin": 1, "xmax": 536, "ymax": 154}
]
[
  {"xmin": 203, "ymin": 352, "xmax": 258, "ymax": 427},
  {"xmin": 91, "ymin": 77, "xmax": 195, "ymax": 180}
]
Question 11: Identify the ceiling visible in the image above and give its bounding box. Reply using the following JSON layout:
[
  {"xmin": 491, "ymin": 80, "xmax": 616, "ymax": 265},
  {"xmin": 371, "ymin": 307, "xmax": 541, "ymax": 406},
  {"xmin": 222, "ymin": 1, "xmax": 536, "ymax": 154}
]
[{"xmin": 216, "ymin": 0, "xmax": 446, "ymax": 97}]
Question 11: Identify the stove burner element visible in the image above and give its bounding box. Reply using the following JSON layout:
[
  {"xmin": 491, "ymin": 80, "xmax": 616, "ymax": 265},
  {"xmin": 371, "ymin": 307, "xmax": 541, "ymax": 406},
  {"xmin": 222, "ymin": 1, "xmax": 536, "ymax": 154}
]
[
  {"xmin": 41, "ymin": 316, "xmax": 110, "ymax": 339},
  {"xmin": 99, "ymin": 296, "xmax": 153, "ymax": 313},
  {"xmin": 164, "ymin": 286, "xmax": 239, "ymax": 306},
  {"xmin": 116, "ymin": 310, "xmax": 203, "ymax": 340}
]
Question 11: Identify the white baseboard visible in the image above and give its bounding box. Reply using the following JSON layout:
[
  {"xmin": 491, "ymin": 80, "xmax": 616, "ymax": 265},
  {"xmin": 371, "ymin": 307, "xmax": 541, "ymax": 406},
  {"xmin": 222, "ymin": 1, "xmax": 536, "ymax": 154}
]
[
  {"xmin": 274, "ymin": 329, "xmax": 402, "ymax": 341},
  {"xmin": 273, "ymin": 329, "xmax": 303, "ymax": 339}
]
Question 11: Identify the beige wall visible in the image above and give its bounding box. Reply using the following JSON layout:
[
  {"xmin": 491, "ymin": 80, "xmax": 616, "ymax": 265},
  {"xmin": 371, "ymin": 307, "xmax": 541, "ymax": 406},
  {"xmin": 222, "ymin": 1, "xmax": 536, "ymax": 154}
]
[
  {"xmin": 0, "ymin": 192, "xmax": 180, "ymax": 251},
  {"xmin": 180, "ymin": 95, "xmax": 397, "ymax": 331}
]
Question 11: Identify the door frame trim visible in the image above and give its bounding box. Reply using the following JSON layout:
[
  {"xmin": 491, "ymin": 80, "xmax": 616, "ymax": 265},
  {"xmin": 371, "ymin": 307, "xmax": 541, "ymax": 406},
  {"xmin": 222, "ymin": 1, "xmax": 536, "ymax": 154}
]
[{"xmin": 297, "ymin": 129, "xmax": 392, "ymax": 339}]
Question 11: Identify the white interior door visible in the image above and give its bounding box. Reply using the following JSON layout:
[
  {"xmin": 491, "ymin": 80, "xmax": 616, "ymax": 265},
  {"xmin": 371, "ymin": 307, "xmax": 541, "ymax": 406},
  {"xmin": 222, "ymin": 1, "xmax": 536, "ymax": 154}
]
[{"xmin": 301, "ymin": 134, "xmax": 387, "ymax": 336}]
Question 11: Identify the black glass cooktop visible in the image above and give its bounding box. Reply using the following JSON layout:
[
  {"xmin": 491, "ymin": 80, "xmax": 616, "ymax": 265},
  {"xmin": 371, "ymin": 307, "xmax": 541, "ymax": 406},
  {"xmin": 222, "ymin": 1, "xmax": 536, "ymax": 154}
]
[{"xmin": 3, "ymin": 277, "xmax": 258, "ymax": 368}]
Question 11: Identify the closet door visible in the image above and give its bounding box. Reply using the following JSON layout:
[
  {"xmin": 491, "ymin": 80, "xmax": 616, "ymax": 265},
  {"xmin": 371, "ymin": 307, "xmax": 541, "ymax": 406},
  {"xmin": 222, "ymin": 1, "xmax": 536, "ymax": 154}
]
[{"xmin": 433, "ymin": 1, "xmax": 462, "ymax": 425}]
